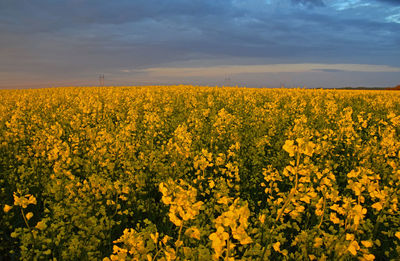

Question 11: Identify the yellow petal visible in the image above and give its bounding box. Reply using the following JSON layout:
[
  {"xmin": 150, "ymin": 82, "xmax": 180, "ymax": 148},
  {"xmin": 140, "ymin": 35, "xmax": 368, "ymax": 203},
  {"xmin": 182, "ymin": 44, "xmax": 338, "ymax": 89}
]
[
  {"xmin": 346, "ymin": 233, "xmax": 354, "ymax": 241},
  {"xmin": 273, "ymin": 242, "xmax": 281, "ymax": 252},
  {"xmin": 27, "ymin": 195, "xmax": 37, "ymax": 205},
  {"xmin": 150, "ymin": 232, "xmax": 159, "ymax": 244},
  {"xmin": 175, "ymin": 240, "xmax": 183, "ymax": 248},
  {"xmin": 330, "ymin": 213, "xmax": 340, "ymax": 224},
  {"xmin": 168, "ymin": 212, "xmax": 182, "ymax": 227},
  {"xmin": 362, "ymin": 254, "xmax": 375, "ymax": 261},
  {"xmin": 35, "ymin": 221, "xmax": 47, "ymax": 230},
  {"xmin": 162, "ymin": 235, "xmax": 170, "ymax": 245},
  {"xmin": 303, "ymin": 141, "xmax": 315, "ymax": 156},
  {"xmin": 371, "ymin": 202, "xmax": 382, "ymax": 211},
  {"xmin": 185, "ymin": 227, "xmax": 201, "ymax": 240},
  {"xmin": 314, "ymin": 237, "xmax": 323, "ymax": 248},
  {"xmin": 348, "ymin": 241, "xmax": 360, "ymax": 256},
  {"xmin": 3, "ymin": 204, "xmax": 12, "ymax": 213},
  {"xmin": 26, "ymin": 212, "xmax": 33, "ymax": 220},
  {"xmin": 209, "ymin": 180, "xmax": 215, "ymax": 189},
  {"xmin": 361, "ymin": 240, "xmax": 373, "ymax": 248},
  {"xmin": 259, "ymin": 214, "xmax": 266, "ymax": 224},
  {"xmin": 283, "ymin": 140, "xmax": 296, "ymax": 157}
]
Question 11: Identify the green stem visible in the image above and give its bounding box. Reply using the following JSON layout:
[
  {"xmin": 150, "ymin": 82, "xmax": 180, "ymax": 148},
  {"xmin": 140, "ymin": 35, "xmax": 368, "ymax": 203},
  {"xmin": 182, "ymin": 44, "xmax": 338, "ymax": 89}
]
[
  {"xmin": 318, "ymin": 194, "xmax": 326, "ymax": 229},
  {"xmin": 21, "ymin": 208, "xmax": 31, "ymax": 231},
  {"xmin": 275, "ymin": 155, "xmax": 299, "ymax": 222},
  {"xmin": 372, "ymin": 187, "xmax": 398, "ymax": 237},
  {"xmin": 226, "ymin": 239, "xmax": 230, "ymax": 261},
  {"xmin": 175, "ymin": 222, "xmax": 184, "ymax": 259},
  {"xmin": 20, "ymin": 207, "xmax": 37, "ymax": 249},
  {"xmin": 261, "ymin": 152, "xmax": 301, "ymax": 261},
  {"xmin": 153, "ymin": 248, "xmax": 162, "ymax": 260},
  {"xmin": 325, "ymin": 232, "xmax": 346, "ymax": 258}
]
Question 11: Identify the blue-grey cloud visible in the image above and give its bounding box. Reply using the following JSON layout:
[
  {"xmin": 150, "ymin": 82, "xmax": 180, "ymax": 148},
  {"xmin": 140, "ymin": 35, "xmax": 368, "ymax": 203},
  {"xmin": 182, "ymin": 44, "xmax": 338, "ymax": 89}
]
[
  {"xmin": 313, "ymin": 69, "xmax": 346, "ymax": 73},
  {"xmin": 0, "ymin": 0, "xmax": 237, "ymax": 33},
  {"xmin": 291, "ymin": 0, "xmax": 325, "ymax": 7},
  {"xmin": 376, "ymin": 0, "xmax": 400, "ymax": 5},
  {"xmin": 0, "ymin": 0, "xmax": 399, "ymax": 88}
]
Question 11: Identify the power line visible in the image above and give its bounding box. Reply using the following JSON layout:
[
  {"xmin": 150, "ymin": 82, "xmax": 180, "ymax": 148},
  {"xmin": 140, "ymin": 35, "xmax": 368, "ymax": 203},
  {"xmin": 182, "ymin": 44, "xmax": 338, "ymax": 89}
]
[{"xmin": 99, "ymin": 74, "xmax": 104, "ymax": 86}]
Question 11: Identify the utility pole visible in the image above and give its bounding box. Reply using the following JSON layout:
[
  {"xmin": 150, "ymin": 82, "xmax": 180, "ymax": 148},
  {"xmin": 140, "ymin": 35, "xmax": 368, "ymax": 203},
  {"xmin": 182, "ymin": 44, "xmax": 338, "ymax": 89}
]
[
  {"xmin": 224, "ymin": 74, "xmax": 231, "ymax": 86},
  {"xmin": 99, "ymin": 74, "xmax": 104, "ymax": 86}
]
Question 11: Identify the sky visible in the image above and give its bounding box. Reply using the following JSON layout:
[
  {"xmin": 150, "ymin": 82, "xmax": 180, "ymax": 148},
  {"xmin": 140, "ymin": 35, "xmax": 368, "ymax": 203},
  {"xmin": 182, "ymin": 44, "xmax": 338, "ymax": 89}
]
[{"xmin": 0, "ymin": 0, "xmax": 400, "ymax": 89}]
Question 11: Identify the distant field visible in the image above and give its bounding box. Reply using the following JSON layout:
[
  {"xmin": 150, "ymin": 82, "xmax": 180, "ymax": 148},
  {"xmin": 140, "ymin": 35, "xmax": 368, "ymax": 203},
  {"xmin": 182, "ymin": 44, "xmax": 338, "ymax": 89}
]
[{"xmin": 1, "ymin": 86, "xmax": 399, "ymax": 260}]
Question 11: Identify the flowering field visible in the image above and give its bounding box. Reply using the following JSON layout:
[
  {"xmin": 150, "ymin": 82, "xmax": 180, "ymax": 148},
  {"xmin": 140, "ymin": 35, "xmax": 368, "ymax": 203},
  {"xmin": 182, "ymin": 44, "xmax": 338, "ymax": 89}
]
[{"xmin": 1, "ymin": 86, "xmax": 400, "ymax": 260}]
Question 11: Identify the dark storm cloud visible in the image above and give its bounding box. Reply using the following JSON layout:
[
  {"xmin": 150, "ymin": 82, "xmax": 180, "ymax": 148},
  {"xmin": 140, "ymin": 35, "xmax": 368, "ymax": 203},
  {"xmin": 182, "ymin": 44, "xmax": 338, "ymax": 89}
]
[
  {"xmin": 0, "ymin": 0, "xmax": 235, "ymax": 33},
  {"xmin": 0, "ymin": 0, "xmax": 399, "ymax": 88}
]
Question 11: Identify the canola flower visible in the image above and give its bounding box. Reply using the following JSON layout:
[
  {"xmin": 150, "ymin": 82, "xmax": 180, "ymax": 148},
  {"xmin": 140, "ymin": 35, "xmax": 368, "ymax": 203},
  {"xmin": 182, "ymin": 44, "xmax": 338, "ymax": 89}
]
[{"xmin": 0, "ymin": 86, "xmax": 400, "ymax": 260}]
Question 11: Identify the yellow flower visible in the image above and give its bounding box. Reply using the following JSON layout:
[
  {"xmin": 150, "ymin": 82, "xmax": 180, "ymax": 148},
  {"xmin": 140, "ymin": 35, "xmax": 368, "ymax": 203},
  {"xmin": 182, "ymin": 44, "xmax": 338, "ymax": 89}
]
[
  {"xmin": 362, "ymin": 254, "xmax": 375, "ymax": 261},
  {"xmin": 272, "ymin": 242, "xmax": 281, "ymax": 252},
  {"xmin": 314, "ymin": 237, "xmax": 323, "ymax": 248},
  {"xmin": 162, "ymin": 196, "xmax": 172, "ymax": 205},
  {"xmin": 395, "ymin": 232, "xmax": 400, "ymax": 240},
  {"xmin": 361, "ymin": 240, "xmax": 373, "ymax": 248},
  {"xmin": 353, "ymin": 204, "xmax": 367, "ymax": 225},
  {"xmin": 150, "ymin": 232, "xmax": 159, "ymax": 244},
  {"xmin": 283, "ymin": 140, "xmax": 296, "ymax": 157},
  {"xmin": 35, "ymin": 221, "xmax": 47, "ymax": 230},
  {"xmin": 347, "ymin": 170, "xmax": 359, "ymax": 178},
  {"xmin": 347, "ymin": 241, "xmax": 360, "ymax": 256},
  {"xmin": 330, "ymin": 212, "xmax": 340, "ymax": 224},
  {"xmin": 162, "ymin": 235, "xmax": 170, "ymax": 245},
  {"xmin": 302, "ymin": 141, "xmax": 315, "ymax": 156},
  {"xmin": 13, "ymin": 193, "xmax": 37, "ymax": 208},
  {"xmin": 168, "ymin": 212, "xmax": 182, "ymax": 226},
  {"xmin": 238, "ymin": 235, "xmax": 252, "ymax": 245},
  {"xmin": 217, "ymin": 196, "xmax": 232, "ymax": 205},
  {"xmin": 159, "ymin": 183, "xmax": 168, "ymax": 196},
  {"xmin": 174, "ymin": 240, "xmax": 183, "ymax": 248},
  {"xmin": 121, "ymin": 186, "xmax": 129, "ymax": 194},
  {"xmin": 209, "ymin": 179, "xmax": 215, "ymax": 189},
  {"xmin": 185, "ymin": 227, "xmax": 201, "ymax": 240},
  {"xmin": 259, "ymin": 214, "xmax": 266, "ymax": 224},
  {"xmin": 209, "ymin": 226, "xmax": 229, "ymax": 259},
  {"xmin": 3, "ymin": 204, "xmax": 12, "ymax": 213},
  {"xmin": 371, "ymin": 202, "xmax": 383, "ymax": 211},
  {"xmin": 26, "ymin": 212, "xmax": 33, "ymax": 220},
  {"xmin": 159, "ymin": 179, "xmax": 203, "ymax": 227},
  {"xmin": 164, "ymin": 247, "xmax": 176, "ymax": 261}
]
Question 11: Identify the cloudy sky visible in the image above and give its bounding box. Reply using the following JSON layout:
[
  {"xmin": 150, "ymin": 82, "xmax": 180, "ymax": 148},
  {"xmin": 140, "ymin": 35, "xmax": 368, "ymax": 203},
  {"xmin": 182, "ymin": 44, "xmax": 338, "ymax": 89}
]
[{"xmin": 1, "ymin": 0, "xmax": 399, "ymax": 88}]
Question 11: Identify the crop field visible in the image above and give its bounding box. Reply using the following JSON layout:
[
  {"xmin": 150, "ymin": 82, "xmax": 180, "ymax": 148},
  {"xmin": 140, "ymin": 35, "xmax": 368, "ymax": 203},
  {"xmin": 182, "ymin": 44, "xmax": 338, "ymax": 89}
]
[{"xmin": 1, "ymin": 86, "xmax": 400, "ymax": 260}]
